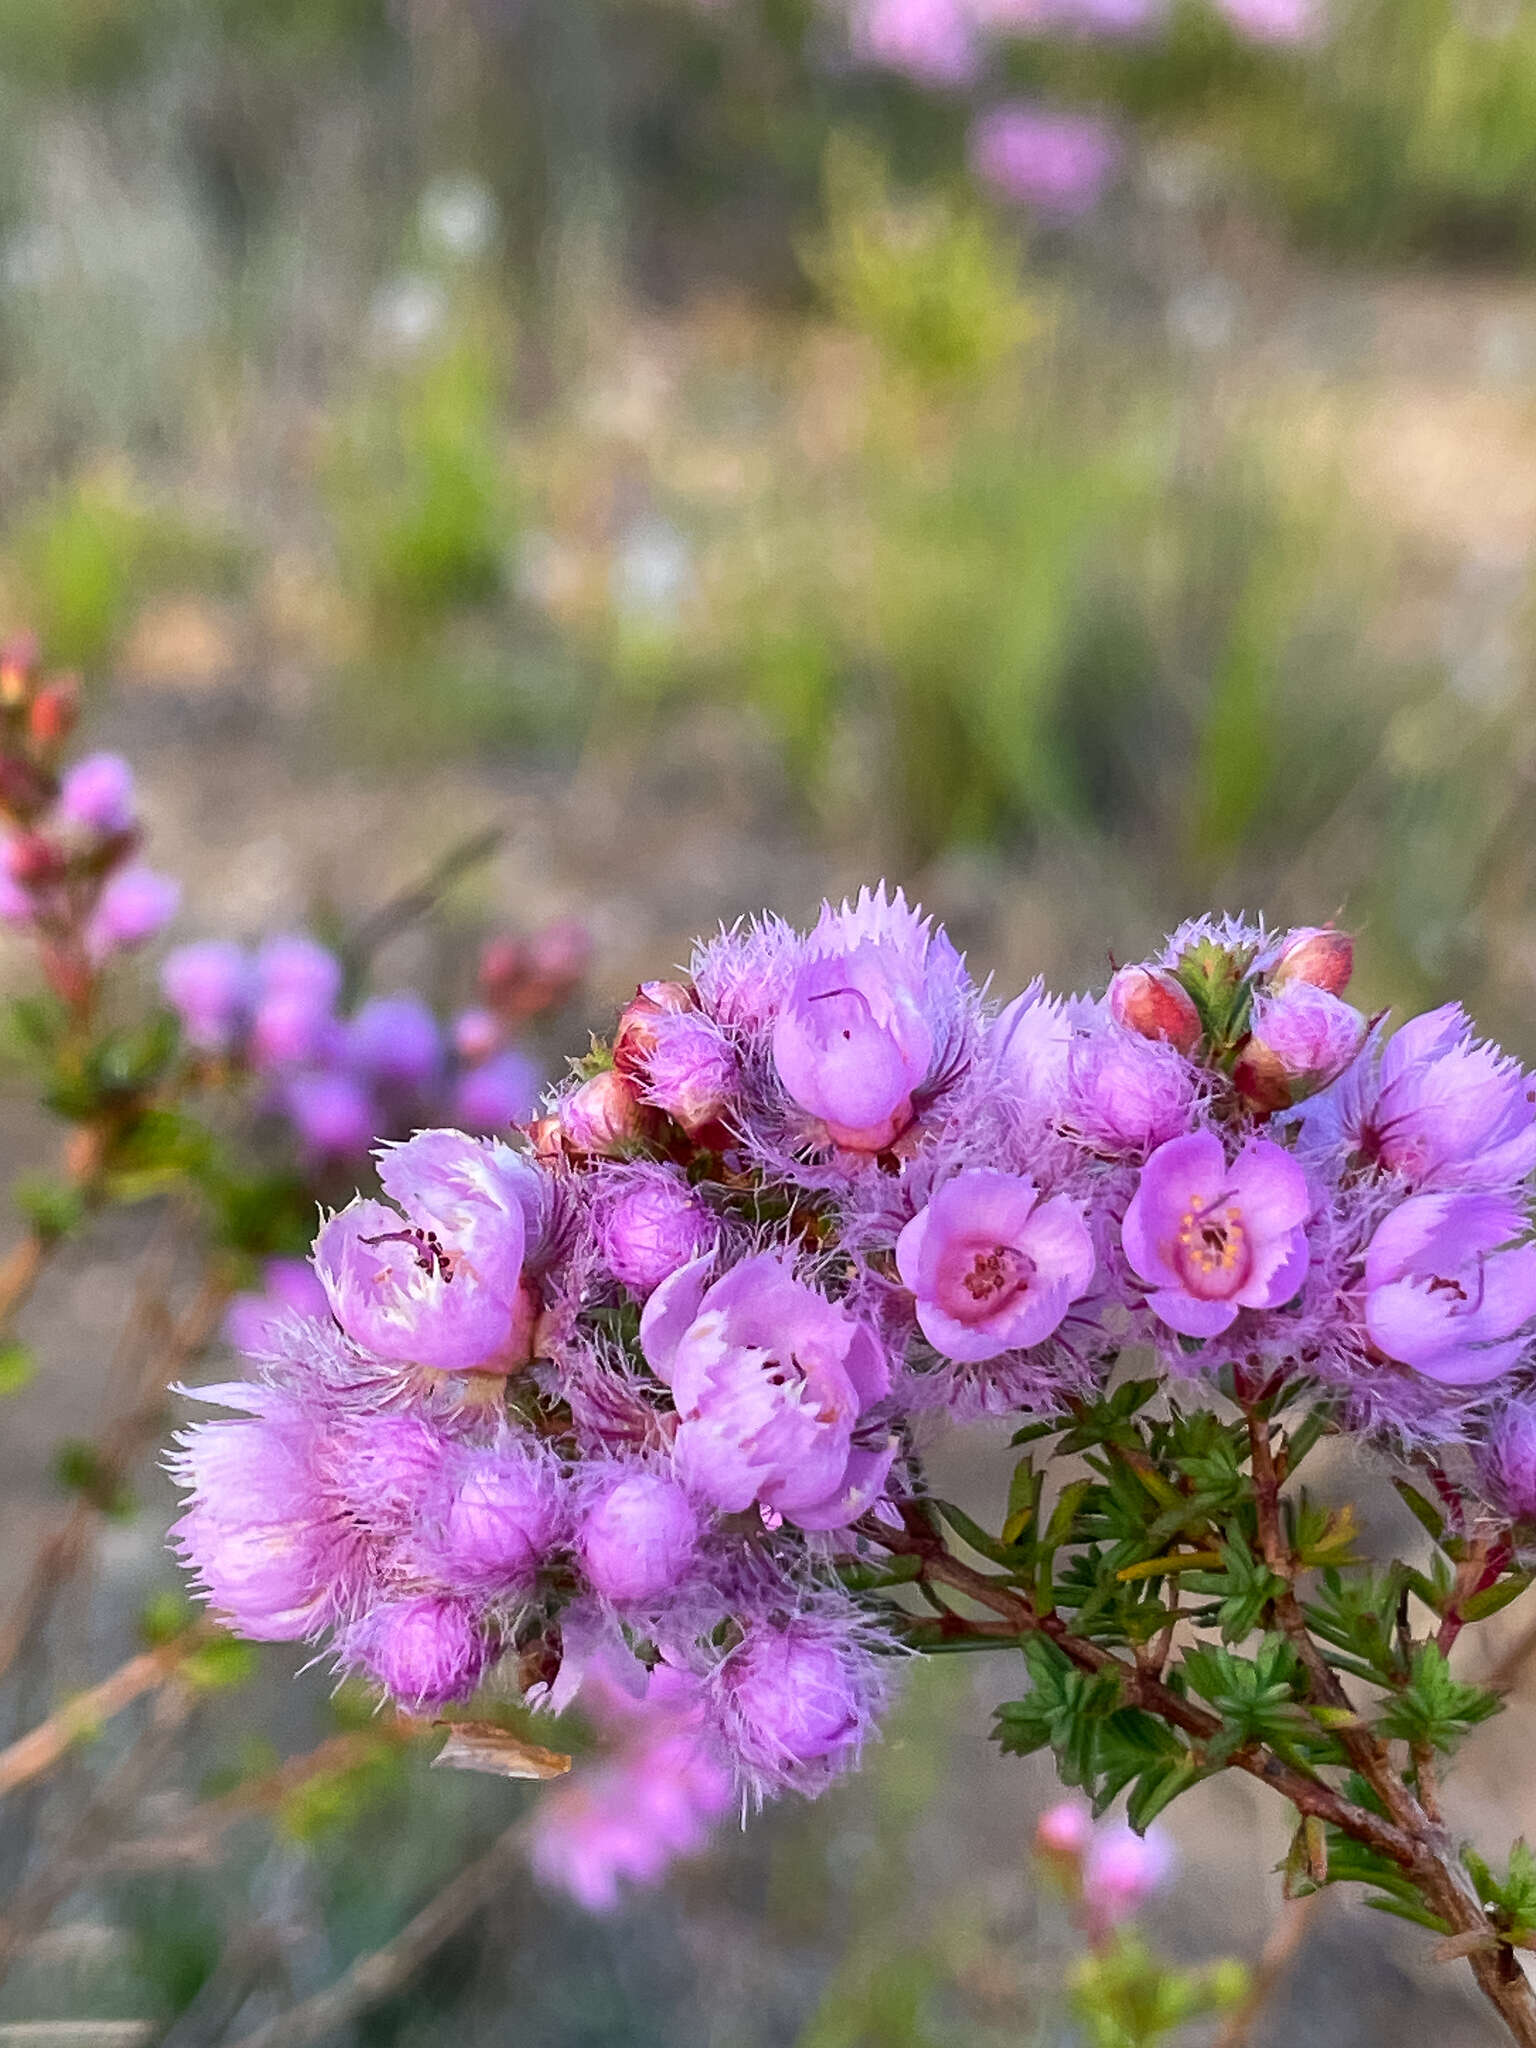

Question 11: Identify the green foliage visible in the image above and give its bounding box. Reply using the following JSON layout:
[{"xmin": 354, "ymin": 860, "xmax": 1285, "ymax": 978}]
[
  {"xmin": 801, "ymin": 137, "xmax": 1036, "ymax": 388},
  {"xmin": 12, "ymin": 1170, "xmax": 84, "ymax": 1241},
  {"xmin": 4, "ymin": 474, "xmax": 245, "ymax": 673},
  {"xmin": 1464, "ymin": 1840, "xmax": 1536, "ymax": 1946},
  {"xmin": 1374, "ymin": 1643, "xmax": 1502, "ymax": 1756},
  {"xmin": 0, "ymin": 1338, "xmax": 36, "ymax": 1395},
  {"xmin": 1068, "ymin": 1930, "xmax": 1248, "ymax": 2048},
  {"xmin": 52, "ymin": 1437, "xmax": 133, "ymax": 1515},
  {"xmin": 324, "ymin": 334, "xmax": 516, "ymax": 632}
]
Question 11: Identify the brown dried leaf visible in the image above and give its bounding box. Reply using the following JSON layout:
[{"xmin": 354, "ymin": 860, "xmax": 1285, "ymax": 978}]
[{"xmin": 432, "ymin": 1721, "xmax": 572, "ymax": 1781}]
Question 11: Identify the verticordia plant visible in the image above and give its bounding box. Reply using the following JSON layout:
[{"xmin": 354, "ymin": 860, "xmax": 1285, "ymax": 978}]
[{"xmin": 170, "ymin": 886, "xmax": 1536, "ymax": 2043}]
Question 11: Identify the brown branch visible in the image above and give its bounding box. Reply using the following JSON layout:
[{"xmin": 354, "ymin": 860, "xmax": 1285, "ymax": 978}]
[
  {"xmin": 225, "ymin": 1821, "xmax": 529, "ymax": 2048},
  {"xmin": 0, "ymin": 1634, "xmax": 206, "ymax": 1801},
  {"xmin": 1214, "ymin": 1893, "xmax": 1323, "ymax": 2048}
]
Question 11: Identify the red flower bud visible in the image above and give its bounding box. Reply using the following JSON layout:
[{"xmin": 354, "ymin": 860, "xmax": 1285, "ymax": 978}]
[
  {"xmin": 27, "ymin": 677, "xmax": 79, "ymax": 747},
  {"xmin": 0, "ymin": 636, "xmax": 37, "ymax": 707},
  {"xmin": 1270, "ymin": 926, "xmax": 1353, "ymax": 996},
  {"xmin": 1107, "ymin": 966, "xmax": 1202, "ymax": 1053},
  {"xmin": 4, "ymin": 831, "xmax": 64, "ymax": 887},
  {"xmin": 562, "ymin": 1069, "xmax": 651, "ymax": 1156},
  {"xmin": 478, "ymin": 936, "xmax": 528, "ymax": 1002},
  {"xmin": 1231, "ymin": 1041, "xmax": 1295, "ymax": 1116},
  {"xmin": 612, "ymin": 979, "xmax": 694, "ymax": 1079}
]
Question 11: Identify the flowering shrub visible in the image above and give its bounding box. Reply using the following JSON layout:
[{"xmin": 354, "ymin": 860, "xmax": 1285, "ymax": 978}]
[{"xmin": 166, "ymin": 862, "xmax": 1536, "ymax": 2042}]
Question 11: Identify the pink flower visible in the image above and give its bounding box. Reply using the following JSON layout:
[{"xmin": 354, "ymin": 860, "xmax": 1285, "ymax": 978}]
[
  {"xmin": 849, "ymin": 0, "xmax": 980, "ymax": 85},
  {"xmin": 578, "ymin": 1468, "xmax": 701, "ymax": 1602},
  {"xmin": 1122, "ymin": 1131, "xmax": 1311, "ymax": 1338},
  {"xmin": 1082, "ymin": 1822, "xmax": 1174, "ymax": 1930},
  {"xmin": 641, "ymin": 1252, "xmax": 895, "ymax": 1530},
  {"xmin": 896, "ymin": 1169, "xmax": 1095, "ymax": 1361},
  {"xmin": 968, "ymin": 104, "xmax": 1122, "ymax": 216},
  {"xmin": 1364, "ymin": 1193, "xmax": 1536, "ymax": 1388}
]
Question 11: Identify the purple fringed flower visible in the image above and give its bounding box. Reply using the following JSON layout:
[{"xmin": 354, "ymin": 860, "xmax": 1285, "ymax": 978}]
[
  {"xmin": 690, "ymin": 914, "xmax": 800, "ymax": 1033},
  {"xmin": 161, "ymin": 940, "xmax": 252, "ymax": 1053},
  {"xmin": 968, "ymin": 104, "xmax": 1123, "ymax": 216},
  {"xmin": 423, "ymin": 1436, "xmax": 566, "ymax": 1592},
  {"xmin": 1123, "ymin": 1131, "xmax": 1311, "ymax": 1338},
  {"xmin": 592, "ymin": 1165, "xmax": 714, "ymax": 1296},
  {"xmin": 643, "ymin": 1010, "xmax": 738, "ymax": 1136},
  {"xmin": 1361, "ymin": 1006, "xmax": 1536, "ymax": 1191},
  {"xmin": 1061, "ymin": 1025, "xmax": 1198, "ymax": 1157},
  {"xmin": 57, "ymin": 752, "xmax": 135, "ymax": 836},
  {"xmin": 86, "ymin": 865, "xmax": 180, "ymax": 960},
  {"xmin": 1364, "ymin": 1193, "xmax": 1536, "ymax": 1388},
  {"xmin": 896, "ymin": 1169, "xmax": 1095, "ymax": 1362},
  {"xmin": 715, "ymin": 1618, "xmax": 888, "ymax": 1798},
  {"xmin": 578, "ymin": 1467, "xmax": 701, "ymax": 1602},
  {"xmin": 641, "ymin": 1252, "xmax": 896, "ymax": 1530},
  {"xmin": 529, "ymin": 1661, "xmax": 732, "ymax": 1911},
  {"xmin": 1237, "ymin": 984, "xmax": 1366, "ymax": 1109},
  {"xmin": 1479, "ymin": 1400, "xmax": 1536, "ymax": 1520},
  {"xmin": 281, "ymin": 1070, "xmax": 376, "ymax": 1160},
  {"xmin": 169, "ymin": 1385, "xmax": 351, "ymax": 1641},
  {"xmin": 849, "ymin": 0, "xmax": 979, "ymax": 85},
  {"xmin": 223, "ymin": 1256, "xmax": 330, "ymax": 1355},
  {"xmin": 452, "ymin": 1048, "xmax": 539, "ymax": 1133},
  {"xmin": 315, "ymin": 1130, "xmax": 533, "ymax": 1372},
  {"xmin": 772, "ymin": 886, "xmax": 966, "ymax": 1153},
  {"xmin": 250, "ymin": 936, "xmax": 343, "ymax": 1072},
  {"xmin": 346, "ymin": 993, "xmax": 443, "ymax": 1092},
  {"xmin": 344, "ymin": 1594, "xmax": 491, "ymax": 1710}
]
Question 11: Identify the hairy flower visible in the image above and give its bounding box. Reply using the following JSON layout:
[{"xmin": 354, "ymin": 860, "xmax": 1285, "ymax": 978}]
[
  {"xmin": 641, "ymin": 1252, "xmax": 895, "ymax": 1530},
  {"xmin": 1318, "ymin": 1004, "xmax": 1536, "ymax": 1192},
  {"xmin": 1364, "ymin": 1193, "xmax": 1536, "ymax": 1387},
  {"xmin": 643, "ymin": 1009, "xmax": 738, "ymax": 1136},
  {"xmin": 315, "ymin": 1130, "xmax": 532, "ymax": 1372},
  {"xmin": 452, "ymin": 1048, "xmax": 538, "ymax": 1133},
  {"xmin": 896, "ymin": 1169, "xmax": 1095, "ymax": 1362},
  {"xmin": 87, "ymin": 865, "xmax": 180, "ymax": 960},
  {"xmin": 591, "ymin": 1165, "xmax": 715, "ymax": 1295},
  {"xmin": 577, "ymin": 1467, "xmax": 701, "ymax": 1603},
  {"xmin": 162, "ymin": 940, "xmax": 252, "ymax": 1053},
  {"xmin": 344, "ymin": 1594, "xmax": 491, "ymax": 1710},
  {"xmin": 715, "ymin": 1619, "xmax": 888, "ymax": 1797},
  {"xmin": 968, "ymin": 104, "xmax": 1122, "ymax": 216},
  {"xmin": 57, "ymin": 752, "xmax": 135, "ymax": 837},
  {"xmin": 346, "ymin": 993, "xmax": 443, "ymax": 1092},
  {"xmin": 849, "ymin": 0, "xmax": 979, "ymax": 85},
  {"xmin": 772, "ymin": 887, "xmax": 964, "ymax": 1152},
  {"xmin": 1123, "ymin": 1131, "xmax": 1311, "ymax": 1338},
  {"xmin": 1081, "ymin": 1821, "xmax": 1174, "ymax": 1931},
  {"xmin": 1236, "ymin": 984, "xmax": 1367, "ymax": 1111}
]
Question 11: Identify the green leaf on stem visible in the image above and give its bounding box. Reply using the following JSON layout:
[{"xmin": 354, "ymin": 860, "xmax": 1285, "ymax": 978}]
[{"xmin": 1375, "ymin": 1644, "xmax": 1502, "ymax": 1755}]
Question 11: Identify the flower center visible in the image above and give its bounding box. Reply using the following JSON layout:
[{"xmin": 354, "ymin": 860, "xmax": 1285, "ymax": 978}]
[
  {"xmin": 361, "ymin": 1227, "xmax": 456, "ymax": 1282},
  {"xmin": 1173, "ymin": 1193, "xmax": 1250, "ymax": 1300},
  {"xmin": 937, "ymin": 1240, "xmax": 1036, "ymax": 1323}
]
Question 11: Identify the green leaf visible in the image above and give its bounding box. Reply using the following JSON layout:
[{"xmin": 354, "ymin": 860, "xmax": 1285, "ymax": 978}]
[
  {"xmin": 181, "ymin": 1634, "xmax": 258, "ymax": 1692},
  {"xmin": 1392, "ymin": 1479, "xmax": 1447, "ymax": 1545},
  {"xmin": 932, "ymin": 1499, "xmax": 1020, "ymax": 1567},
  {"xmin": 1461, "ymin": 1576, "xmax": 1535, "ymax": 1625},
  {"xmin": 14, "ymin": 1173, "xmax": 85, "ymax": 1241},
  {"xmin": 0, "ymin": 1340, "xmax": 35, "ymax": 1396},
  {"xmin": 1001, "ymin": 1457, "xmax": 1043, "ymax": 1549},
  {"xmin": 1376, "ymin": 1644, "xmax": 1502, "ymax": 1755},
  {"xmin": 52, "ymin": 1439, "xmax": 132, "ymax": 1516}
]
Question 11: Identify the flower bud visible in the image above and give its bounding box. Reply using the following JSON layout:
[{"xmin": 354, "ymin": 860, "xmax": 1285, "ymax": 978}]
[
  {"xmin": 27, "ymin": 677, "xmax": 78, "ymax": 747},
  {"xmin": 57, "ymin": 753, "xmax": 136, "ymax": 838},
  {"xmin": 0, "ymin": 752, "xmax": 54, "ymax": 822},
  {"xmin": 1270, "ymin": 925, "xmax": 1353, "ymax": 996},
  {"xmin": 724, "ymin": 1627, "xmax": 866, "ymax": 1770},
  {"xmin": 1036, "ymin": 1799, "xmax": 1093, "ymax": 1861},
  {"xmin": 281, "ymin": 1070, "xmax": 376, "ymax": 1158},
  {"xmin": 452, "ymin": 1048, "xmax": 539, "ymax": 1133},
  {"xmin": 613, "ymin": 981, "xmax": 695, "ymax": 1078},
  {"xmin": 578, "ymin": 1471, "xmax": 700, "ymax": 1602},
  {"xmin": 1107, "ymin": 966, "xmax": 1201, "ymax": 1053},
  {"xmin": 527, "ymin": 916, "xmax": 590, "ymax": 991},
  {"xmin": 644, "ymin": 1011, "xmax": 738, "ymax": 1137},
  {"xmin": 527, "ymin": 1112, "xmax": 567, "ymax": 1165},
  {"xmin": 0, "ymin": 635, "xmax": 37, "ymax": 705},
  {"xmin": 161, "ymin": 940, "xmax": 252, "ymax": 1054},
  {"xmin": 86, "ymin": 864, "xmax": 180, "ymax": 961},
  {"xmin": 1478, "ymin": 1400, "xmax": 1536, "ymax": 1521},
  {"xmin": 436, "ymin": 1442, "xmax": 564, "ymax": 1591},
  {"xmin": 352, "ymin": 1595, "xmax": 490, "ymax": 1710},
  {"xmin": 4, "ymin": 831, "xmax": 64, "ymax": 888},
  {"xmin": 452, "ymin": 1006, "xmax": 502, "ymax": 1062},
  {"xmin": 1081, "ymin": 1822, "xmax": 1173, "ymax": 1931},
  {"xmin": 562, "ymin": 1069, "xmax": 650, "ymax": 1155},
  {"xmin": 1234, "ymin": 984, "xmax": 1366, "ymax": 1113},
  {"xmin": 597, "ymin": 1169, "xmax": 713, "ymax": 1294}
]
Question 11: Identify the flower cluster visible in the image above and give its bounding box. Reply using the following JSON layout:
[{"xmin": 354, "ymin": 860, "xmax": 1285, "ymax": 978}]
[
  {"xmin": 0, "ymin": 642, "xmax": 179, "ymax": 1005},
  {"xmin": 841, "ymin": 0, "xmax": 1319, "ymax": 217},
  {"xmin": 171, "ymin": 884, "xmax": 1536, "ymax": 1906},
  {"xmin": 161, "ymin": 917, "xmax": 586, "ymax": 1164}
]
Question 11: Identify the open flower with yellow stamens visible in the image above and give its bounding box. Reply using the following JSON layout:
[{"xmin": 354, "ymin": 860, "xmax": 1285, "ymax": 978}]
[{"xmin": 1121, "ymin": 1130, "xmax": 1311, "ymax": 1339}]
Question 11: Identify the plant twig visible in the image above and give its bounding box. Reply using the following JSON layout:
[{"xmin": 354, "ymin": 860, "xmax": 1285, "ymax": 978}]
[
  {"xmin": 0, "ymin": 1634, "xmax": 205, "ymax": 1800},
  {"xmin": 1213, "ymin": 1893, "xmax": 1322, "ymax": 2048},
  {"xmin": 224, "ymin": 1821, "xmax": 529, "ymax": 2048}
]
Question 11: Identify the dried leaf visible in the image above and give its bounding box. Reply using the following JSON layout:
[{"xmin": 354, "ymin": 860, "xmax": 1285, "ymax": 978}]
[{"xmin": 432, "ymin": 1721, "xmax": 572, "ymax": 1780}]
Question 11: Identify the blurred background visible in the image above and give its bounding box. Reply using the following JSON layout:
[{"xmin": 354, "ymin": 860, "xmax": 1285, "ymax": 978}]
[{"xmin": 4, "ymin": 0, "xmax": 1536, "ymax": 2040}]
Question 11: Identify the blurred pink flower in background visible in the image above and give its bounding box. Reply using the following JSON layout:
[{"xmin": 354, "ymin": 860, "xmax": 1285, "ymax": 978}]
[{"xmin": 968, "ymin": 103, "xmax": 1123, "ymax": 215}]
